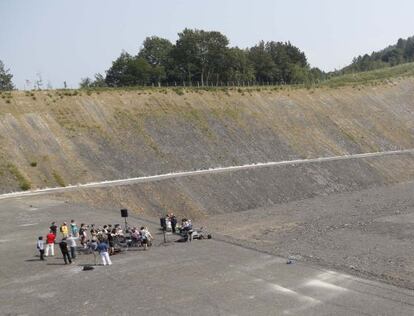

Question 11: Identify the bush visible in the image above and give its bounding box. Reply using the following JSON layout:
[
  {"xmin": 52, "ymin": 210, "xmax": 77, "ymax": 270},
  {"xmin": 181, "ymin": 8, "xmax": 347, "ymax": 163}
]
[{"xmin": 173, "ymin": 88, "xmax": 184, "ymax": 95}]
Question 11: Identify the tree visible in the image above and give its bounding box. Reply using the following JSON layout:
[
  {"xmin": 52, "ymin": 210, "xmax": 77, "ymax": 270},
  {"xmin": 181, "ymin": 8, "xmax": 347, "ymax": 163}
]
[
  {"xmin": 138, "ymin": 36, "xmax": 173, "ymax": 84},
  {"xmin": 79, "ymin": 77, "xmax": 93, "ymax": 88},
  {"xmin": 224, "ymin": 47, "xmax": 255, "ymax": 83},
  {"xmin": 0, "ymin": 60, "xmax": 15, "ymax": 91},
  {"xmin": 92, "ymin": 73, "xmax": 107, "ymax": 87},
  {"xmin": 105, "ymin": 52, "xmax": 152, "ymax": 87},
  {"xmin": 248, "ymin": 41, "xmax": 275, "ymax": 82},
  {"xmin": 172, "ymin": 29, "xmax": 230, "ymax": 85}
]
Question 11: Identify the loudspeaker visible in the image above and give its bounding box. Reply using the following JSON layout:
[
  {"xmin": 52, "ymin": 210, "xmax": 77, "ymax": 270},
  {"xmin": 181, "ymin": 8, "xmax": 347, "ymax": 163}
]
[{"xmin": 120, "ymin": 209, "xmax": 128, "ymax": 218}]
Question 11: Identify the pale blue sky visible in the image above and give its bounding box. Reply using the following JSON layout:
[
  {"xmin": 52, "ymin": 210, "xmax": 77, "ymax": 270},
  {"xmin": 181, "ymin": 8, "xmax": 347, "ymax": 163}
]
[{"xmin": 1, "ymin": 0, "xmax": 413, "ymax": 89}]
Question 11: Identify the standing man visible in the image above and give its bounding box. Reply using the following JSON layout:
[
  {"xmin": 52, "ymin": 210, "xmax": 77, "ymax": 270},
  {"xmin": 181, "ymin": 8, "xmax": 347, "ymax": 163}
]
[
  {"xmin": 37, "ymin": 236, "xmax": 45, "ymax": 261},
  {"xmin": 59, "ymin": 238, "xmax": 72, "ymax": 264},
  {"xmin": 67, "ymin": 234, "xmax": 78, "ymax": 260},
  {"xmin": 170, "ymin": 213, "xmax": 177, "ymax": 234},
  {"xmin": 97, "ymin": 241, "xmax": 112, "ymax": 266},
  {"xmin": 60, "ymin": 222, "xmax": 69, "ymax": 238},
  {"xmin": 45, "ymin": 230, "xmax": 56, "ymax": 257},
  {"xmin": 70, "ymin": 219, "xmax": 78, "ymax": 237}
]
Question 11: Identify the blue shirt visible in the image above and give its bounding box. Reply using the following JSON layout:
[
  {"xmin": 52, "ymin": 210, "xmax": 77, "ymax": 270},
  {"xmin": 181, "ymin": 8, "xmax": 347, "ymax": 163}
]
[{"xmin": 97, "ymin": 242, "xmax": 108, "ymax": 253}]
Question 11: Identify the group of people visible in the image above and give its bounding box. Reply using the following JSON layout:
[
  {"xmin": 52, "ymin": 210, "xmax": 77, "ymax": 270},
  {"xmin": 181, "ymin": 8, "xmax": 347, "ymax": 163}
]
[
  {"xmin": 36, "ymin": 220, "xmax": 154, "ymax": 266},
  {"xmin": 36, "ymin": 220, "xmax": 79, "ymax": 263},
  {"xmin": 161, "ymin": 213, "xmax": 193, "ymax": 234}
]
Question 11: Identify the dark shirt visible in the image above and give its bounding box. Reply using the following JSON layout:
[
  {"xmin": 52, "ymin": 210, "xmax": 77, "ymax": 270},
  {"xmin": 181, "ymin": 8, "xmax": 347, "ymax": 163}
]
[
  {"xmin": 50, "ymin": 225, "xmax": 57, "ymax": 234},
  {"xmin": 59, "ymin": 241, "xmax": 69, "ymax": 253}
]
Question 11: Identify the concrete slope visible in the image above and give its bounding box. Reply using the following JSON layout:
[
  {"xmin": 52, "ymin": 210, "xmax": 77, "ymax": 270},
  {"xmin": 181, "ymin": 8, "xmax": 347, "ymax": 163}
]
[{"xmin": 0, "ymin": 79, "xmax": 414, "ymax": 193}]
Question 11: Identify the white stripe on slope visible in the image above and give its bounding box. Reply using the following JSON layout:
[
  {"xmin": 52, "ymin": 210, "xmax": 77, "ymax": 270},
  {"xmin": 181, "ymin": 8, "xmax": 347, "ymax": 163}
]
[{"xmin": 1, "ymin": 148, "xmax": 413, "ymax": 201}]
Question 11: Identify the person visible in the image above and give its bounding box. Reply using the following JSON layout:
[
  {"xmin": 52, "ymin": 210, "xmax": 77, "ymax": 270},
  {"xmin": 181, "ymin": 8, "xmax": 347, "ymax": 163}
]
[
  {"xmin": 165, "ymin": 215, "xmax": 172, "ymax": 232},
  {"xmin": 59, "ymin": 238, "xmax": 72, "ymax": 264},
  {"xmin": 79, "ymin": 224, "xmax": 88, "ymax": 248},
  {"xmin": 37, "ymin": 236, "xmax": 45, "ymax": 261},
  {"xmin": 90, "ymin": 224, "xmax": 98, "ymax": 239},
  {"xmin": 107, "ymin": 229, "xmax": 115, "ymax": 255},
  {"xmin": 97, "ymin": 241, "xmax": 112, "ymax": 266},
  {"xmin": 140, "ymin": 226, "xmax": 153, "ymax": 250},
  {"xmin": 45, "ymin": 230, "xmax": 56, "ymax": 257},
  {"xmin": 66, "ymin": 234, "xmax": 78, "ymax": 260},
  {"xmin": 50, "ymin": 222, "xmax": 57, "ymax": 236},
  {"xmin": 60, "ymin": 222, "xmax": 69, "ymax": 238},
  {"xmin": 70, "ymin": 220, "xmax": 78, "ymax": 237},
  {"xmin": 170, "ymin": 213, "xmax": 177, "ymax": 234},
  {"xmin": 180, "ymin": 219, "xmax": 193, "ymax": 242}
]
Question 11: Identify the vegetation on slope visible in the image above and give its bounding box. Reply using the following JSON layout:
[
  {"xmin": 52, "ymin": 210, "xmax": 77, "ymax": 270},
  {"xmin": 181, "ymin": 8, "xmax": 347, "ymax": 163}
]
[
  {"xmin": 339, "ymin": 35, "xmax": 414, "ymax": 74},
  {"xmin": 322, "ymin": 62, "xmax": 414, "ymax": 88}
]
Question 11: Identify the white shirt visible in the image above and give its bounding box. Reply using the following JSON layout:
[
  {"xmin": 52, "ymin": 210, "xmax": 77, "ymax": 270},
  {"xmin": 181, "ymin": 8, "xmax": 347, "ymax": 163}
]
[{"xmin": 66, "ymin": 236, "xmax": 78, "ymax": 247}]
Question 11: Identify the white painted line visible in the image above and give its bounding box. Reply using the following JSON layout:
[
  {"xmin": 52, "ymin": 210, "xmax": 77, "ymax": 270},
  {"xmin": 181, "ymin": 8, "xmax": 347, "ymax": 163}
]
[
  {"xmin": 19, "ymin": 223, "xmax": 39, "ymax": 227},
  {"xmin": 0, "ymin": 148, "xmax": 413, "ymax": 201},
  {"xmin": 304, "ymin": 279, "xmax": 349, "ymax": 292},
  {"xmin": 270, "ymin": 283, "xmax": 320, "ymax": 303}
]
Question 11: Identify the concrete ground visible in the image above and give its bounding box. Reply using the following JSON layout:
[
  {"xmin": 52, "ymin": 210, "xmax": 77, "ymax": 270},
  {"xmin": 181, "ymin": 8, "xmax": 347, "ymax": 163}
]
[
  {"xmin": 0, "ymin": 194, "xmax": 414, "ymax": 315},
  {"xmin": 202, "ymin": 180, "xmax": 414, "ymax": 290}
]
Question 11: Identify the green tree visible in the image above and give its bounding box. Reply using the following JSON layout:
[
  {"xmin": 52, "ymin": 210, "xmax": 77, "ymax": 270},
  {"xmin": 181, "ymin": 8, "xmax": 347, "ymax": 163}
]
[
  {"xmin": 92, "ymin": 73, "xmax": 106, "ymax": 87},
  {"xmin": 172, "ymin": 29, "xmax": 229, "ymax": 85},
  {"xmin": 0, "ymin": 60, "xmax": 15, "ymax": 91},
  {"xmin": 248, "ymin": 41, "xmax": 275, "ymax": 82},
  {"xmin": 105, "ymin": 52, "xmax": 152, "ymax": 87},
  {"xmin": 138, "ymin": 36, "xmax": 173, "ymax": 83},
  {"xmin": 79, "ymin": 77, "xmax": 93, "ymax": 88},
  {"xmin": 224, "ymin": 47, "xmax": 255, "ymax": 83}
]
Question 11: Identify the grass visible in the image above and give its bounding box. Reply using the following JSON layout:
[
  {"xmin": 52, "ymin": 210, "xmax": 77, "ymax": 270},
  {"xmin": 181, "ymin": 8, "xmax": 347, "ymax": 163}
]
[
  {"xmin": 173, "ymin": 88, "xmax": 185, "ymax": 95},
  {"xmin": 321, "ymin": 62, "xmax": 414, "ymax": 88},
  {"xmin": 52, "ymin": 169, "xmax": 66, "ymax": 187},
  {"xmin": 7, "ymin": 163, "xmax": 31, "ymax": 191}
]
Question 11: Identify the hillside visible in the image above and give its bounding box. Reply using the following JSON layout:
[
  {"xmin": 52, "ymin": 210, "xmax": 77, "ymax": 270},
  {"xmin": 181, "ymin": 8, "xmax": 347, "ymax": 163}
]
[
  {"xmin": 0, "ymin": 77, "xmax": 414, "ymax": 198},
  {"xmin": 339, "ymin": 35, "xmax": 414, "ymax": 73}
]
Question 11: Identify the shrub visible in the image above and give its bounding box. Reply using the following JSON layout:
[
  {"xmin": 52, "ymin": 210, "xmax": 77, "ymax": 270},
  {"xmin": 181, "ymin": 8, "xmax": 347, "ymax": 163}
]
[{"xmin": 173, "ymin": 88, "xmax": 184, "ymax": 95}]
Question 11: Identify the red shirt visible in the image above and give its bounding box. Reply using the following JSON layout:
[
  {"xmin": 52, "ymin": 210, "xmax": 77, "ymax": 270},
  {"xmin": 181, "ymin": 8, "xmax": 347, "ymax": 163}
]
[{"xmin": 46, "ymin": 233, "xmax": 56, "ymax": 244}]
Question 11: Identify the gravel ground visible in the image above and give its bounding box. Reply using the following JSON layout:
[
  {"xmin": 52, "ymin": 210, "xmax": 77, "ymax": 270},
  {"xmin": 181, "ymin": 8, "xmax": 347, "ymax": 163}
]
[{"xmin": 201, "ymin": 180, "xmax": 414, "ymax": 289}]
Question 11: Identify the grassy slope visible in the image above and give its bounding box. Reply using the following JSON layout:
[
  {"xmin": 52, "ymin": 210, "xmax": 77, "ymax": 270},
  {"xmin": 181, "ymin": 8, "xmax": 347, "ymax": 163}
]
[
  {"xmin": 0, "ymin": 69, "xmax": 413, "ymax": 193},
  {"xmin": 321, "ymin": 62, "xmax": 414, "ymax": 87}
]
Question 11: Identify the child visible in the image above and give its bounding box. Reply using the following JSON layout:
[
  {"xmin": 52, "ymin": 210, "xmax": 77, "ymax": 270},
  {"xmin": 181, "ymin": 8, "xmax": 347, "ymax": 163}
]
[{"xmin": 37, "ymin": 236, "xmax": 45, "ymax": 260}]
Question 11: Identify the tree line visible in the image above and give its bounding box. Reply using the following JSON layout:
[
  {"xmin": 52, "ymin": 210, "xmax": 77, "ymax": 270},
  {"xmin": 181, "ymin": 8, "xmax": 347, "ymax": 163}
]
[
  {"xmin": 80, "ymin": 28, "xmax": 325, "ymax": 88},
  {"xmin": 338, "ymin": 36, "xmax": 414, "ymax": 74},
  {"xmin": 2, "ymin": 32, "xmax": 414, "ymax": 91}
]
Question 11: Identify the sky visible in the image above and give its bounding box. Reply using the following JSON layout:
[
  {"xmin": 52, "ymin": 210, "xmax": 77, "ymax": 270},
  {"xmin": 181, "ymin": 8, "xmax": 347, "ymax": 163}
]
[{"xmin": 1, "ymin": 0, "xmax": 414, "ymax": 89}]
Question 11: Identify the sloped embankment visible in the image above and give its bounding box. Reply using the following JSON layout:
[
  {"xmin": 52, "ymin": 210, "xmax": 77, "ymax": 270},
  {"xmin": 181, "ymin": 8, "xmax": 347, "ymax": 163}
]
[{"xmin": 0, "ymin": 79, "xmax": 413, "ymax": 200}]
